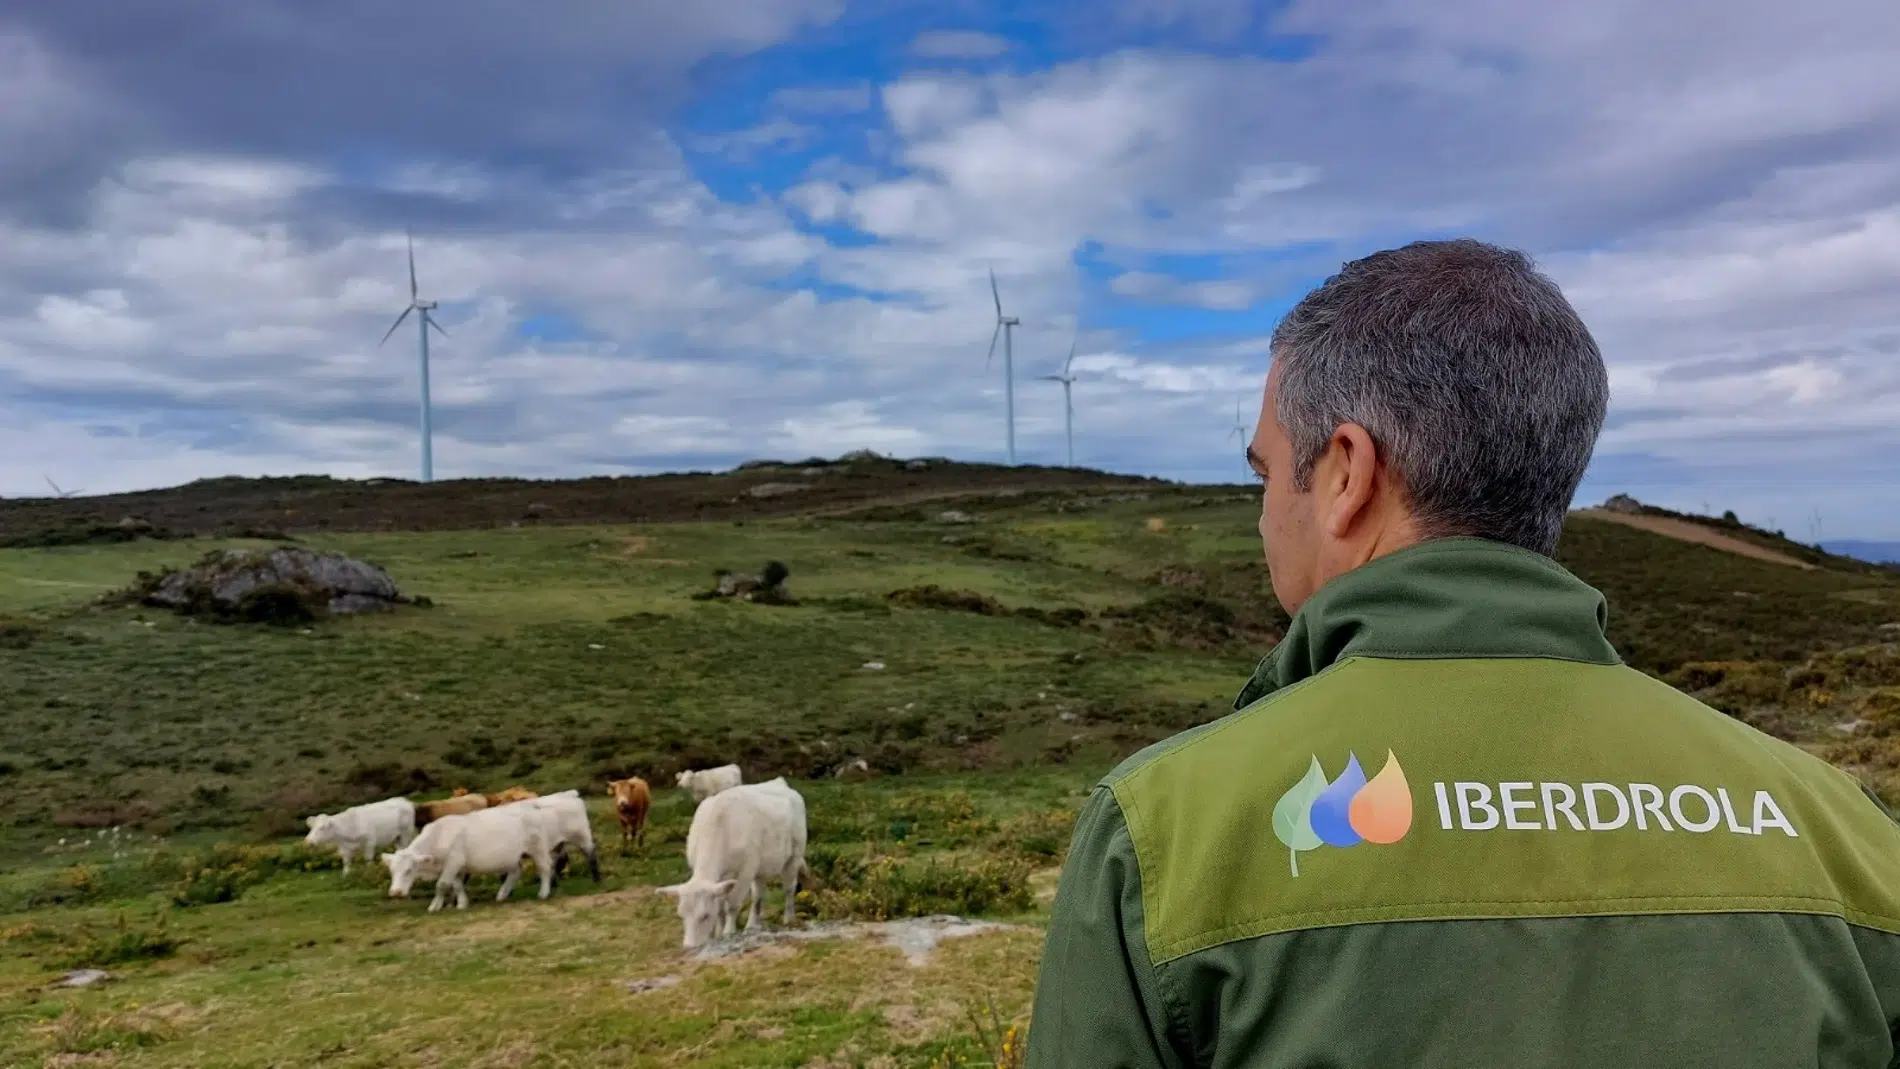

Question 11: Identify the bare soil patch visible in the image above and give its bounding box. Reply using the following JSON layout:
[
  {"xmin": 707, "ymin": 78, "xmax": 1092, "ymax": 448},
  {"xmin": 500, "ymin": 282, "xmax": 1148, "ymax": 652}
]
[{"xmin": 1574, "ymin": 509, "xmax": 1816, "ymax": 570}]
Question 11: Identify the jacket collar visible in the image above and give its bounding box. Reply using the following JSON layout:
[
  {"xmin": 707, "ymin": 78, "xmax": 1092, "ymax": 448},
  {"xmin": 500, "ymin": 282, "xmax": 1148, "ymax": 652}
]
[{"xmin": 1233, "ymin": 536, "xmax": 1621, "ymax": 711}]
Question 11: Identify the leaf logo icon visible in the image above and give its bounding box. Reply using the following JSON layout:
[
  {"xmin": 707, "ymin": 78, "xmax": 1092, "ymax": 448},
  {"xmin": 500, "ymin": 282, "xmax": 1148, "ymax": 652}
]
[{"xmin": 1272, "ymin": 756, "xmax": 1328, "ymax": 877}]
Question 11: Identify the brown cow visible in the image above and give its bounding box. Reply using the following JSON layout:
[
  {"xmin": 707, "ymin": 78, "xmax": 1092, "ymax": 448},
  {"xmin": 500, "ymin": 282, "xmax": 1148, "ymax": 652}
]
[
  {"xmin": 413, "ymin": 792, "xmax": 488, "ymax": 828},
  {"xmin": 483, "ymin": 786, "xmax": 538, "ymax": 807},
  {"xmin": 607, "ymin": 777, "xmax": 650, "ymax": 849}
]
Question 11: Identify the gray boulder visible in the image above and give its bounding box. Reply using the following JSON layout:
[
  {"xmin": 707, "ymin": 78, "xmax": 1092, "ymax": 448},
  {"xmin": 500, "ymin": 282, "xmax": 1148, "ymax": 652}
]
[{"xmin": 140, "ymin": 547, "xmax": 406, "ymax": 621}]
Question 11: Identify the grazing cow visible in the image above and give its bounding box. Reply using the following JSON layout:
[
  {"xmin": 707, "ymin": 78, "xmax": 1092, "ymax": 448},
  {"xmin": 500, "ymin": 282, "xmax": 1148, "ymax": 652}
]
[
  {"xmin": 608, "ymin": 777, "xmax": 651, "ymax": 849},
  {"xmin": 675, "ymin": 763, "xmax": 743, "ymax": 803},
  {"xmin": 414, "ymin": 792, "xmax": 488, "ymax": 828},
  {"xmin": 304, "ymin": 797, "xmax": 416, "ymax": 876},
  {"xmin": 380, "ymin": 804, "xmax": 554, "ymax": 912},
  {"xmin": 657, "ymin": 777, "xmax": 808, "ymax": 950},
  {"xmin": 520, "ymin": 789, "xmax": 600, "ymax": 885},
  {"xmin": 483, "ymin": 785, "xmax": 538, "ymax": 807}
]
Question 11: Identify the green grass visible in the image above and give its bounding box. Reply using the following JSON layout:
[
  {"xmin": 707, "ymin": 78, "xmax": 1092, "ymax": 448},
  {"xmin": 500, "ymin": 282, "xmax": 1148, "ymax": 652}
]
[
  {"xmin": 0, "ymin": 773, "xmax": 1076, "ymax": 1067},
  {"xmin": 3, "ymin": 485, "xmax": 1899, "ymax": 1065}
]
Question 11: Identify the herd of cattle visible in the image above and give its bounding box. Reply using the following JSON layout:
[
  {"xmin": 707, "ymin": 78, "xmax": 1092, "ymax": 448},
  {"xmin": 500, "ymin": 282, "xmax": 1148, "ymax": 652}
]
[{"xmin": 300, "ymin": 761, "xmax": 806, "ymax": 948}]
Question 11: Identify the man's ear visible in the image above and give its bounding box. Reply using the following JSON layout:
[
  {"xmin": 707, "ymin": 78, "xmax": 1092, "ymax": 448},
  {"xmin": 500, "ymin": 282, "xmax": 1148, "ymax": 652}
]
[{"xmin": 1320, "ymin": 422, "xmax": 1382, "ymax": 538}]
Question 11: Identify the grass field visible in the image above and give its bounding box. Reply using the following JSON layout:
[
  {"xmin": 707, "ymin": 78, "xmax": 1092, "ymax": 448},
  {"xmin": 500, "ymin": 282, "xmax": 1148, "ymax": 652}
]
[{"xmin": 4, "ymin": 476, "xmax": 1900, "ymax": 1065}]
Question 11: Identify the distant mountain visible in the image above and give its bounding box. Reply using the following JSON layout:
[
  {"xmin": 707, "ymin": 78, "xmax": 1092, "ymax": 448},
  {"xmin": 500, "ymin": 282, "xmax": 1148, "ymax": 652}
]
[{"xmin": 1823, "ymin": 540, "xmax": 1900, "ymax": 564}]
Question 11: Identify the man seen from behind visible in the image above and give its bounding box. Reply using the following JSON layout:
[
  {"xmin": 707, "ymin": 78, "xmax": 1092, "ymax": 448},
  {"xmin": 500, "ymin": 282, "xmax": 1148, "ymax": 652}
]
[{"xmin": 1024, "ymin": 238, "xmax": 1900, "ymax": 1068}]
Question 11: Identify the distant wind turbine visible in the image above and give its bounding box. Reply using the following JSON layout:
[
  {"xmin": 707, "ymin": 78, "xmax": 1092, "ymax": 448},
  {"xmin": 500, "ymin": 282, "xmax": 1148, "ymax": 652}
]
[
  {"xmin": 1228, "ymin": 397, "xmax": 1250, "ymax": 445},
  {"xmin": 43, "ymin": 475, "xmax": 81, "ymax": 499},
  {"xmin": 378, "ymin": 231, "xmax": 449, "ymax": 483},
  {"xmin": 1039, "ymin": 334, "xmax": 1080, "ymax": 468},
  {"xmin": 984, "ymin": 267, "xmax": 1021, "ymax": 466}
]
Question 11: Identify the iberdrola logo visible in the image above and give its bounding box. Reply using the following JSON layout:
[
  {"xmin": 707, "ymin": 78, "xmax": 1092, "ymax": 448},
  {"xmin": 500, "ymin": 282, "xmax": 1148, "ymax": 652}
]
[{"xmin": 1272, "ymin": 750, "xmax": 1413, "ymax": 877}]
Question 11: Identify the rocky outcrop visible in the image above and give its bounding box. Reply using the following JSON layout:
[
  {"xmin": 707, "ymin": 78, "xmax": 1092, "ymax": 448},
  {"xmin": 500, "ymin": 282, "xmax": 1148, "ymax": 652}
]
[{"xmin": 128, "ymin": 547, "xmax": 417, "ymax": 624}]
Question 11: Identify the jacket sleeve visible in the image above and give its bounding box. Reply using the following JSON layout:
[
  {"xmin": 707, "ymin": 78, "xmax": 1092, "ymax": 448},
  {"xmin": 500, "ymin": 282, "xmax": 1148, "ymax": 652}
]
[{"xmin": 1024, "ymin": 785, "xmax": 1189, "ymax": 1069}]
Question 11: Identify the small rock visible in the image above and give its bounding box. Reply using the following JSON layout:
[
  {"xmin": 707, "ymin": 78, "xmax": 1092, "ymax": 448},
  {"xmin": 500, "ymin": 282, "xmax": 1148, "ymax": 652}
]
[
  {"xmin": 1880, "ymin": 623, "xmax": 1900, "ymax": 633},
  {"xmin": 744, "ymin": 482, "xmax": 810, "ymax": 499},
  {"xmin": 834, "ymin": 757, "xmax": 872, "ymax": 781},
  {"xmin": 587, "ymin": 643, "xmax": 605, "ymax": 650},
  {"xmin": 1058, "ymin": 711, "xmax": 1077, "ymax": 723},
  {"xmin": 58, "ymin": 969, "xmax": 111, "ymax": 988},
  {"xmin": 862, "ymin": 661, "xmax": 885, "ymax": 671},
  {"xmin": 621, "ymin": 975, "xmax": 682, "ymax": 995},
  {"xmin": 905, "ymin": 460, "xmax": 929, "ymax": 471},
  {"xmin": 937, "ymin": 510, "xmax": 978, "ymax": 524}
]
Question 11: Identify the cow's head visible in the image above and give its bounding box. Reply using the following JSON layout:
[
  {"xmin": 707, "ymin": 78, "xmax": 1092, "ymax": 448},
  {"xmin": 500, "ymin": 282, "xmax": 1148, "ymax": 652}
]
[
  {"xmin": 303, "ymin": 814, "xmax": 335, "ymax": 845},
  {"xmin": 381, "ymin": 849, "xmax": 434, "ymax": 897},
  {"xmin": 675, "ymin": 770, "xmax": 694, "ymax": 790},
  {"xmin": 657, "ymin": 877, "xmax": 739, "ymax": 949}
]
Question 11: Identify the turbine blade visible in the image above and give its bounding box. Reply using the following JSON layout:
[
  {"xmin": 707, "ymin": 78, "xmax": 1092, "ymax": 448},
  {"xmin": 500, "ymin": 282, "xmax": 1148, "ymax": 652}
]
[
  {"xmin": 989, "ymin": 266, "xmax": 1002, "ymax": 319},
  {"xmin": 407, "ymin": 230, "xmax": 418, "ymax": 301},
  {"xmin": 43, "ymin": 475, "xmax": 60, "ymax": 495},
  {"xmin": 1065, "ymin": 333, "xmax": 1077, "ymax": 375},
  {"xmin": 985, "ymin": 321, "xmax": 1000, "ymax": 371},
  {"xmin": 380, "ymin": 306, "xmax": 414, "ymax": 346},
  {"xmin": 426, "ymin": 312, "xmax": 449, "ymax": 339}
]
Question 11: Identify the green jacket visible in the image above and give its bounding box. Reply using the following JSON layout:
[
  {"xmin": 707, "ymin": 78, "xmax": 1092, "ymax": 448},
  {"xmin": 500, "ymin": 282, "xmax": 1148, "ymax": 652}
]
[{"xmin": 1025, "ymin": 537, "xmax": 1900, "ymax": 1068}]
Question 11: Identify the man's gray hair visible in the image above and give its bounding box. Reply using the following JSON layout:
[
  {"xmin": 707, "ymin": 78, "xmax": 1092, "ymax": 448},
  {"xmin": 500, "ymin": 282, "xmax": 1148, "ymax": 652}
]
[{"xmin": 1270, "ymin": 238, "xmax": 1608, "ymax": 557}]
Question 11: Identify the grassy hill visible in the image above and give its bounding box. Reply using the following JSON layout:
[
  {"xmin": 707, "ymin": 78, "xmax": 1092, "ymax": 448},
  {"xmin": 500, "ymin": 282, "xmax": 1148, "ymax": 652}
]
[{"xmin": 2, "ymin": 461, "xmax": 1898, "ymax": 1065}]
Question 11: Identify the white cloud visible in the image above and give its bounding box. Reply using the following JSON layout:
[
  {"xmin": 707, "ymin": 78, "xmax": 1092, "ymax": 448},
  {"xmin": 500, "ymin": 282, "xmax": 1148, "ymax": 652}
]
[{"xmin": 4, "ymin": 2, "xmax": 1900, "ymax": 533}]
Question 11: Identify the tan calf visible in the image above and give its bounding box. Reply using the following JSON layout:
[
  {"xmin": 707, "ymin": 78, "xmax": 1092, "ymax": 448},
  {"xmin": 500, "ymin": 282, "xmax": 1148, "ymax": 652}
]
[
  {"xmin": 415, "ymin": 792, "xmax": 489, "ymax": 828},
  {"xmin": 608, "ymin": 777, "xmax": 650, "ymax": 849}
]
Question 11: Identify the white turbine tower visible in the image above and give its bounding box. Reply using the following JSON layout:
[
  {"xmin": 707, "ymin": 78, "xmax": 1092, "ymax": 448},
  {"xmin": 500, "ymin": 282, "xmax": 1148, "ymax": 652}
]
[
  {"xmin": 379, "ymin": 231, "xmax": 448, "ymax": 483},
  {"xmin": 1228, "ymin": 397, "xmax": 1250, "ymax": 446},
  {"xmin": 1039, "ymin": 334, "xmax": 1080, "ymax": 468},
  {"xmin": 984, "ymin": 267, "xmax": 1021, "ymax": 466}
]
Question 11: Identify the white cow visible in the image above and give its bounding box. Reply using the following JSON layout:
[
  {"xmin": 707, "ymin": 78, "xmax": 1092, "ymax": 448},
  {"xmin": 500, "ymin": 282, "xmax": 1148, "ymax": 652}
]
[
  {"xmin": 521, "ymin": 790, "xmax": 601, "ymax": 885},
  {"xmin": 658, "ymin": 777, "xmax": 808, "ymax": 949},
  {"xmin": 304, "ymin": 797, "xmax": 416, "ymax": 876},
  {"xmin": 676, "ymin": 763, "xmax": 743, "ymax": 803},
  {"xmin": 380, "ymin": 802, "xmax": 555, "ymax": 912}
]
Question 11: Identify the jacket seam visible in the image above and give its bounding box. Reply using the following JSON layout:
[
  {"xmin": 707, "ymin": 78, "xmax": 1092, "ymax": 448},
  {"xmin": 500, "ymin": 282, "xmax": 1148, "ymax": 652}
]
[
  {"xmin": 1149, "ymin": 895, "xmax": 1900, "ymax": 964},
  {"xmin": 1104, "ymin": 789, "xmax": 1193, "ymax": 1069}
]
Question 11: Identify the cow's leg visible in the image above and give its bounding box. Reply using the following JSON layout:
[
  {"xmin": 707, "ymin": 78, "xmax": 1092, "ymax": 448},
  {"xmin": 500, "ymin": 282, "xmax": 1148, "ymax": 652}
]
[
  {"xmin": 428, "ymin": 879, "xmax": 448, "ymax": 913},
  {"xmin": 781, "ymin": 859, "xmax": 802, "ymax": 924},
  {"xmin": 454, "ymin": 873, "xmax": 471, "ymax": 910},
  {"xmin": 497, "ymin": 865, "xmax": 519, "ymax": 902},
  {"xmin": 585, "ymin": 838, "xmax": 601, "ymax": 882}
]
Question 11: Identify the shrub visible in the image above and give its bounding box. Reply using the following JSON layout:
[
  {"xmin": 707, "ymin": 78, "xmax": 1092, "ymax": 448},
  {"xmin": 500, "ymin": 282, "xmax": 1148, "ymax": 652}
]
[
  {"xmin": 63, "ymin": 912, "xmax": 181, "ymax": 968},
  {"xmin": 798, "ymin": 848, "xmax": 1035, "ymax": 922}
]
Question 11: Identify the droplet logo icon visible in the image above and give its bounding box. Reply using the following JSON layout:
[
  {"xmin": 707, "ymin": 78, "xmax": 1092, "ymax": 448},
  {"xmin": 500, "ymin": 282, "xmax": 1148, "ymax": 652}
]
[
  {"xmin": 1271, "ymin": 749, "xmax": 1413, "ymax": 877},
  {"xmin": 1349, "ymin": 750, "xmax": 1413, "ymax": 844},
  {"xmin": 1309, "ymin": 752, "xmax": 1367, "ymax": 847}
]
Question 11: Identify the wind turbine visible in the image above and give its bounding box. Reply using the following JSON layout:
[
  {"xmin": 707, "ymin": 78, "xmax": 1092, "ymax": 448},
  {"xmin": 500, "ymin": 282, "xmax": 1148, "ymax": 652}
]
[
  {"xmin": 378, "ymin": 231, "xmax": 449, "ymax": 483},
  {"xmin": 1039, "ymin": 334, "xmax": 1079, "ymax": 468},
  {"xmin": 1228, "ymin": 397, "xmax": 1250, "ymax": 446},
  {"xmin": 42, "ymin": 475, "xmax": 81, "ymax": 499},
  {"xmin": 984, "ymin": 267, "xmax": 1021, "ymax": 466}
]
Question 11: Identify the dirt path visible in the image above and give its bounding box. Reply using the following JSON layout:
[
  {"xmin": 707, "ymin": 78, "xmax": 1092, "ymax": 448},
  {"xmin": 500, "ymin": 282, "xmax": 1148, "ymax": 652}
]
[{"xmin": 1574, "ymin": 509, "xmax": 1815, "ymax": 570}]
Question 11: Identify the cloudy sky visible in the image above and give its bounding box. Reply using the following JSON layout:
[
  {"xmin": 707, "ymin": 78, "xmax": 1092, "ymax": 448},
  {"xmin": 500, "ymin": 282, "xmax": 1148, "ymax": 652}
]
[{"xmin": 2, "ymin": 1, "xmax": 1897, "ymax": 538}]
